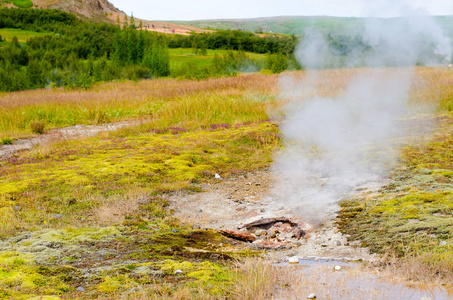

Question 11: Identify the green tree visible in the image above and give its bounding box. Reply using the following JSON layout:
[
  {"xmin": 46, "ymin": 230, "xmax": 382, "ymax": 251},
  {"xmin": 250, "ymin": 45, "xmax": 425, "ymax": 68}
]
[
  {"xmin": 142, "ymin": 41, "xmax": 169, "ymax": 77},
  {"xmin": 127, "ymin": 30, "xmax": 137, "ymax": 64}
]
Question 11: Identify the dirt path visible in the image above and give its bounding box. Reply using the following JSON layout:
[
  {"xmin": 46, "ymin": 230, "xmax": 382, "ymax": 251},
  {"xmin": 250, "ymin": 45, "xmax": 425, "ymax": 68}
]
[{"xmin": 0, "ymin": 120, "xmax": 142, "ymax": 161}]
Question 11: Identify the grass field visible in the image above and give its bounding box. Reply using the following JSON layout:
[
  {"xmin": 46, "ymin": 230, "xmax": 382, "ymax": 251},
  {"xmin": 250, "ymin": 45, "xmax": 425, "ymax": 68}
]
[
  {"xmin": 0, "ymin": 74, "xmax": 277, "ymax": 139},
  {"xmin": 169, "ymin": 48, "xmax": 267, "ymax": 77},
  {"xmin": 0, "ymin": 28, "xmax": 50, "ymax": 43},
  {"xmin": 169, "ymin": 48, "xmax": 266, "ymax": 66},
  {"xmin": 1, "ymin": 68, "xmax": 453, "ymax": 298}
]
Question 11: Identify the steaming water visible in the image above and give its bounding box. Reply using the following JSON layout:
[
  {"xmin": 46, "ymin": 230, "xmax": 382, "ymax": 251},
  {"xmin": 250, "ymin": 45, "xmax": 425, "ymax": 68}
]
[
  {"xmin": 278, "ymin": 259, "xmax": 453, "ymax": 299},
  {"xmin": 270, "ymin": 4, "xmax": 452, "ymax": 225}
]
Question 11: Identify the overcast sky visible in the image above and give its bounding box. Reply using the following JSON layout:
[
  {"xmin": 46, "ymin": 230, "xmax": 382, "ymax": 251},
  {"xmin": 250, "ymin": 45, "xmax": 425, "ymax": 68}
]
[{"xmin": 108, "ymin": 0, "xmax": 453, "ymax": 21}]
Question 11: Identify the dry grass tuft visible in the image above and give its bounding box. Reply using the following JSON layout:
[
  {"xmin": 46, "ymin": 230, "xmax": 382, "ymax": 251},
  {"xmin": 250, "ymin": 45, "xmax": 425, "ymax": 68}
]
[
  {"xmin": 93, "ymin": 192, "xmax": 144, "ymax": 225},
  {"xmin": 29, "ymin": 120, "xmax": 46, "ymax": 134}
]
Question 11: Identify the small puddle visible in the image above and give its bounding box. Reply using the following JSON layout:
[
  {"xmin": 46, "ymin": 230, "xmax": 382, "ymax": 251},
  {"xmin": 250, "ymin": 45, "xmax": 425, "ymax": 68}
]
[{"xmin": 277, "ymin": 258, "xmax": 452, "ymax": 299}]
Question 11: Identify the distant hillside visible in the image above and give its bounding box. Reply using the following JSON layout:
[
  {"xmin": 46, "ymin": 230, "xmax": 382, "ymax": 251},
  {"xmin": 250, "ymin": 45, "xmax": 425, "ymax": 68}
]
[
  {"xmin": 172, "ymin": 15, "xmax": 453, "ymax": 37},
  {"xmin": 0, "ymin": 0, "xmax": 207, "ymax": 34},
  {"xmin": 0, "ymin": 0, "xmax": 120, "ymax": 20}
]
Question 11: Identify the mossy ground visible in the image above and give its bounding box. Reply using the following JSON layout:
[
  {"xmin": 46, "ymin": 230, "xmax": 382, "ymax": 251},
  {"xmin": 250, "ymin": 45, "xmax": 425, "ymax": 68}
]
[
  {"xmin": 0, "ymin": 121, "xmax": 280, "ymax": 236},
  {"xmin": 338, "ymin": 113, "xmax": 453, "ymax": 279},
  {"xmin": 0, "ymin": 119, "xmax": 278, "ymax": 298}
]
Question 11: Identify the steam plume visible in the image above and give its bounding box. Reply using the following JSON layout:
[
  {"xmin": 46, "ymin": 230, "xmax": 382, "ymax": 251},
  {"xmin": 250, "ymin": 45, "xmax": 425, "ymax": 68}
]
[{"xmin": 271, "ymin": 4, "xmax": 451, "ymax": 225}]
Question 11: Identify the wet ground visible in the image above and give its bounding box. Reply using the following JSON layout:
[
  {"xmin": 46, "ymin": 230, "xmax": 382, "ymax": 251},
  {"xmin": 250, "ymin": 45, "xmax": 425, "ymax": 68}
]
[{"xmin": 276, "ymin": 258, "xmax": 453, "ymax": 299}]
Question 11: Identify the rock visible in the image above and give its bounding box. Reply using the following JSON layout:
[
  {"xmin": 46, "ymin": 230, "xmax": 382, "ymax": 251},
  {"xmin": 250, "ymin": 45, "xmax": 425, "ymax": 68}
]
[
  {"xmin": 294, "ymin": 228, "xmax": 305, "ymax": 239},
  {"xmin": 260, "ymin": 208, "xmax": 265, "ymax": 212},
  {"xmin": 439, "ymin": 241, "xmax": 447, "ymax": 246},
  {"xmin": 288, "ymin": 256, "xmax": 299, "ymax": 264},
  {"xmin": 268, "ymin": 229, "xmax": 277, "ymax": 238},
  {"xmin": 334, "ymin": 265, "xmax": 342, "ymax": 271},
  {"xmin": 52, "ymin": 214, "xmax": 62, "ymax": 219},
  {"xmin": 76, "ymin": 286, "xmax": 86, "ymax": 292},
  {"xmin": 239, "ymin": 217, "xmax": 299, "ymax": 230},
  {"xmin": 255, "ymin": 229, "xmax": 267, "ymax": 236},
  {"xmin": 215, "ymin": 173, "xmax": 222, "ymax": 179},
  {"xmin": 192, "ymin": 225, "xmax": 201, "ymax": 230},
  {"xmin": 307, "ymin": 293, "xmax": 316, "ymax": 299},
  {"xmin": 219, "ymin": 229, "xmax": 256, "ymax": 242},
  {"xmin": 171, "ymin": 229, "xmax": 177, "ymax": 233},
  {"xmin": 13, "ymin": 206, "xmax": 21, "ymax": 211},
  {"xmin": 175, "ymin": 270, "xmax": 183, "ymax": 275},
  {"xmin": 199, "ymin": 209, "xmax": 203, "ymax": 213},
  {"xmin": 335, "ymin": 240, "xmax": 342, "ymax": 246},
  {"xmin": 294, "ymin": 241, "xmax": 302, "ymax": 246}
]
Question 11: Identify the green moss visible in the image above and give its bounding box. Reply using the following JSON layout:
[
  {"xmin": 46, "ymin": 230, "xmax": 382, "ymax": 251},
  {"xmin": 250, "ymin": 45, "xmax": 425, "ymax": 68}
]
[
  {"xmin": 0, "ymin": 122, "xmax": 280, "ymax": 236},
  {"xmin": 0, "ymin": 252, "xmax": 70, "ymax": 299},
  {"xmin": 160, "ymin": 259, "xmax": 233, "ymax": 293}
]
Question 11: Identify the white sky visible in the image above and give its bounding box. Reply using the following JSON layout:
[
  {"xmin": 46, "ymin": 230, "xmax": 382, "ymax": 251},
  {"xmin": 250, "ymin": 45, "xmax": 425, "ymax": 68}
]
[{"xmin": 108, "ymin": 0, "xmax": 453, "ymax": 21}]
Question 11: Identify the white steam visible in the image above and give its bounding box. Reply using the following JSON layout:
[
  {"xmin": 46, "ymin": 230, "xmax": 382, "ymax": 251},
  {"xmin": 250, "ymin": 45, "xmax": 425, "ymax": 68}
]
[{"xmin": 271, "ymin": 5, "xmax": 451, "ymax": 225}]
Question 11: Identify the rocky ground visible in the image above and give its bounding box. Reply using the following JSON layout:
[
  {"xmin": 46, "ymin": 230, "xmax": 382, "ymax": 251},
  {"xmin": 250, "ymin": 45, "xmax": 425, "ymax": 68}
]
[{"xmin": 168, "ymin": 170, "xmax": 378, "ymax": 263}]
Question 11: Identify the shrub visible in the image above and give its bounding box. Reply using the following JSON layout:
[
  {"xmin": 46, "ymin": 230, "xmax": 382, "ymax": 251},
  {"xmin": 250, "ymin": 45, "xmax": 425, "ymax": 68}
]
[
  {"xmin": 266, "ymin": 52, "xmax": 288, "ymax": 74},
  {"xmin": 122, "ymin": 65, "xmax": 151, "ymax": 81},
  {"xmin": 30, "ymin": 120, "xmax": 46, "ymax": 134},
  {"xmin": 1, "ymin": 137, "xmax": 13, "ymax": 145}
]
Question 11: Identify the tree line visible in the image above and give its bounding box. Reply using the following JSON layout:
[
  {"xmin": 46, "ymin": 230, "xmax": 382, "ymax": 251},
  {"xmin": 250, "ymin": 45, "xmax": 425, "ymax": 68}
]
[
  {"xmin": 6, "ymin": 7, "xmax": 445, "ymax": 92},
  {"xmin": 0, "ymin": 8, "xmax": 172, "ymax": 91}
]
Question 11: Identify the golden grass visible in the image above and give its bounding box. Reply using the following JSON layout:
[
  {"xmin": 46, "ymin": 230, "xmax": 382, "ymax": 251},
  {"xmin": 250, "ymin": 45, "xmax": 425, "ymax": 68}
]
[
  {"xmin": 2, "ymin": 67, "xmax": 452, "ymax": 139},
  {"xmin": 0, "ymin": 75, "xmax": 277, "ymax": 138}
]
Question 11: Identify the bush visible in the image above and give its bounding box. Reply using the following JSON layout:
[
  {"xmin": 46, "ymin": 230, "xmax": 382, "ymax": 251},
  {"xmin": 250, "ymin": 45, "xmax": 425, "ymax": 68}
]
[
  {"xmin": 266, "ymin": 53, "xmax": 289, "ymax": 74},
  {"xmin": 30, "ymin": 120, "xmax": 46, "ymax": 134},
  {"xmin": 122, "ymin": 65, "xmax": 151, "ymax": 81},
  {"xmin": 1, "ymin": 137, "xmax": 13, "ymax": 145},
  {"xmin": 12, "ymin": 0, "xmax": 33, "ymax": 8}
]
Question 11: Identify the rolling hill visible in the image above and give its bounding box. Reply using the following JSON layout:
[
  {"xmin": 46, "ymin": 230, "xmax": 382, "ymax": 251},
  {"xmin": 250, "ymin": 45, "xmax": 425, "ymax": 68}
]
[{"xmin": 172, "ymin": 15, "xmax": 453, "ymax": 37}]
